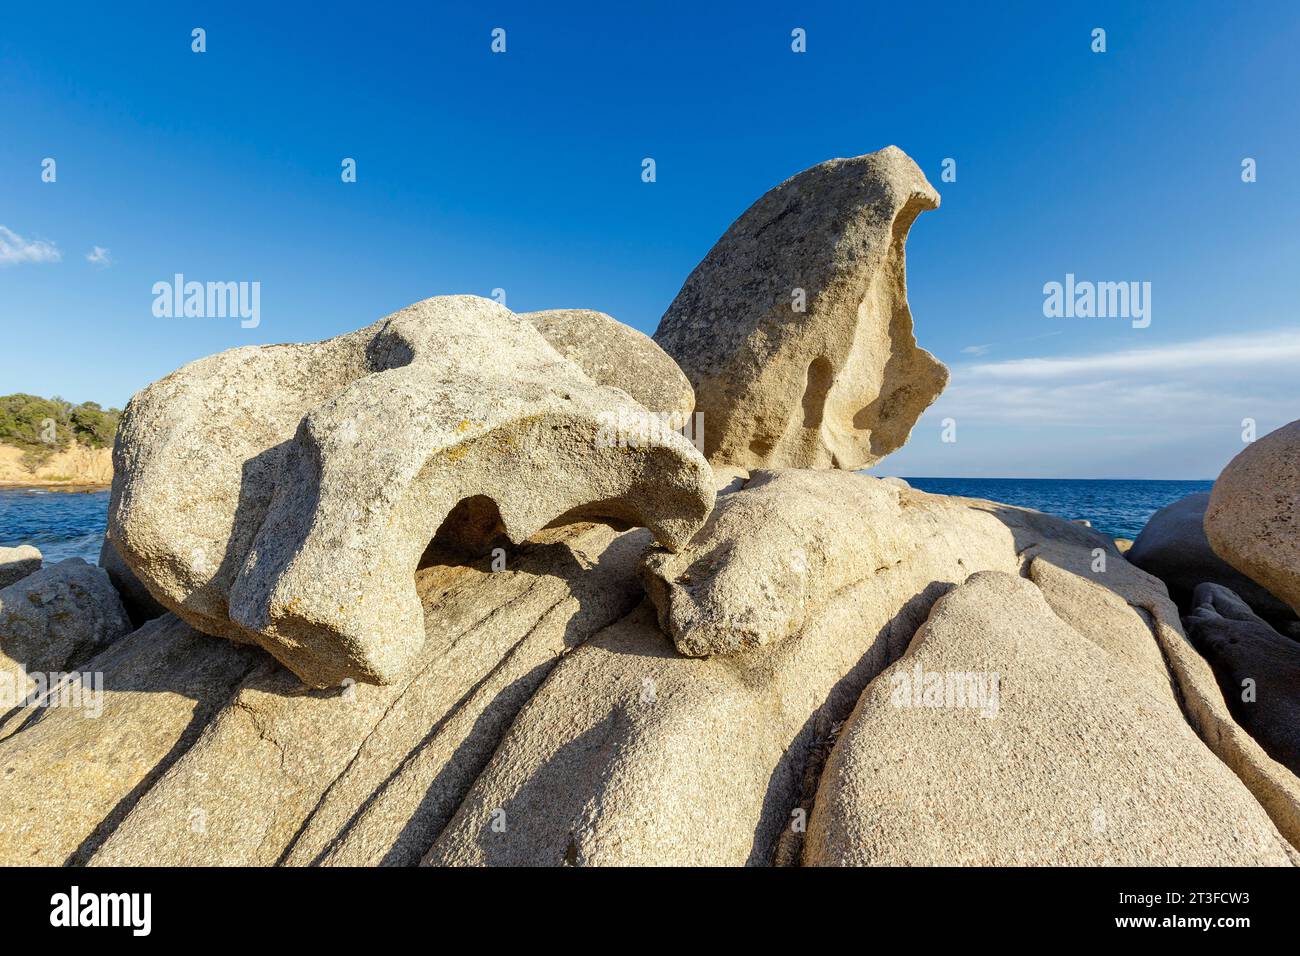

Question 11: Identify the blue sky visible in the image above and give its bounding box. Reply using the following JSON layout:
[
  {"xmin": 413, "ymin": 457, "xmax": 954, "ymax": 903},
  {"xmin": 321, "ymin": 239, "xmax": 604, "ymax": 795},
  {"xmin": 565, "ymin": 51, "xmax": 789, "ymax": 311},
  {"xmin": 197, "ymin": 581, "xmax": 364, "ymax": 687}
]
[{"xmin": 2, "ymin": 1, "xmax": 1297, "ymax": 478}]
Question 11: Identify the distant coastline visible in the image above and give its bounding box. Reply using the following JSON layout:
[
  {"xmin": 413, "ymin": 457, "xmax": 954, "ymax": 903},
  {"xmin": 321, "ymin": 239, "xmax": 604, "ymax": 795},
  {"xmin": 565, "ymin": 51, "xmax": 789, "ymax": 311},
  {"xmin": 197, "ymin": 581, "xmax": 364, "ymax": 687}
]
[
  {"xmin": 0, "ymin": 393, "xmax": 119, "ymax": 488},
  {"xmin": 0, "ymin": 442, "xmax": 113, "ymax": 488}
]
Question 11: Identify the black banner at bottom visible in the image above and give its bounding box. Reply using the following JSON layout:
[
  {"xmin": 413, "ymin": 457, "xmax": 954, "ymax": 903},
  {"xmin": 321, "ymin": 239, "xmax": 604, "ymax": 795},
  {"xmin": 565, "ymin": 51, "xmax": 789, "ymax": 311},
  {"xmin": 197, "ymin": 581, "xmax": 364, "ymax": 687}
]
[{"xmin": 0, "ymin": 866, "xmax": 1290, "ymax": 941}]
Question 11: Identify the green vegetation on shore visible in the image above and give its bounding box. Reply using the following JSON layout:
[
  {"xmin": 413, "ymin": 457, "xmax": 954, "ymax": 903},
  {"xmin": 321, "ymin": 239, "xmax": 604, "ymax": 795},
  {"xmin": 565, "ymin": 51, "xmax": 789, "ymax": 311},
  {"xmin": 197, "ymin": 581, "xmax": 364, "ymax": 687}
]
[{"xmin": 0, "ymin": 393, "xmax": 121, "ymax": 463}]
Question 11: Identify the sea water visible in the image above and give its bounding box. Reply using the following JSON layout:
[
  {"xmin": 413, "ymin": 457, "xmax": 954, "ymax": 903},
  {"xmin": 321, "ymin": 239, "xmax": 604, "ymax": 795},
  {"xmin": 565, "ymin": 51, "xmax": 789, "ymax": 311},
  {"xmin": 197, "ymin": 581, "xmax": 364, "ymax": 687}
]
[{"xmin": 0, "ymin": 479, "xmax": 1213, "ymax": 566}]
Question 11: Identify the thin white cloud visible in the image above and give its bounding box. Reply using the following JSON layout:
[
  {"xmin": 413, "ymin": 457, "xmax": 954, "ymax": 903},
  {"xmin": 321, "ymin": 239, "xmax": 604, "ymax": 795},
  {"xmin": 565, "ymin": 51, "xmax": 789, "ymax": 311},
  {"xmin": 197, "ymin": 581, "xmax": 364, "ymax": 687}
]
[
  {"xmin": 891, "ymin": 329, "xmax": 1300, "ymax": 478},
  {"xmin": 919, "ymin": 329, "xmax": 1298, "ymax": 432},
  {"xmin": 0, "ymin": 225, "xmax": 61, "ymax": 266},
  {"xmin": 954, "ymin": 329, "xmax": 1060, "ymax": 360},
  {"xmin": 86, "ymin": 246, "xmax": 112, "ymax": 267},
  {"xmin": 964, "ymin": 330, "xmax": 1300, "ymax": 381}
]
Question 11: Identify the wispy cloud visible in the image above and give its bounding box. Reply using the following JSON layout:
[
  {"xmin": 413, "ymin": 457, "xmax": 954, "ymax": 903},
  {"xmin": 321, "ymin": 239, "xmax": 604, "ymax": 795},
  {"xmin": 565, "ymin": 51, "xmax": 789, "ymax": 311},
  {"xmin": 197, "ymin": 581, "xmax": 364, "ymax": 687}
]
[
  {"xmin": 929, "ymin": 330, "xmax": 1300, "ymax": 429},
  {"xmin": 963, "ymin": 331, "xmax": 1300, "ymax": 381},
  {"xmin": 86, "ymin": 246, "xmax": 112, "ymax": 267},
  {"xmin": 0, "ymin": 225, "xmax": 61, "ymax": 266},
  {"xmin": 955, "ymin": 329, "xmax": 1060, "ymax": 359},
  {"xmin": 888, "ymin": 329, "xmax": 1300, "ymax": 478}
]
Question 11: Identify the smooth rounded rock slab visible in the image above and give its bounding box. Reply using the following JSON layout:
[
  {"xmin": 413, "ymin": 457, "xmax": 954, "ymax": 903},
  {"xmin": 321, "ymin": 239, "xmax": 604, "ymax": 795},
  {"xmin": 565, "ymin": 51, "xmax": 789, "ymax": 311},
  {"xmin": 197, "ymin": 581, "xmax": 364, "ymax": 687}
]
[
  {"xmin": 520, "ymin": 309, "xmax": 695, "ymax": 420},
  {"xmin": 803, "ymin": 571, "xmax": 1298, "ymax": 866}
]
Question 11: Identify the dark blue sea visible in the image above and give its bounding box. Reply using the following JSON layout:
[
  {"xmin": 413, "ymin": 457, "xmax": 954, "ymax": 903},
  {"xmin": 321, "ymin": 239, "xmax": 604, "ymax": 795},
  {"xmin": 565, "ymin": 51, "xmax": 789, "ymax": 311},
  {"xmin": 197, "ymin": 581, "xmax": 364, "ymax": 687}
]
[
  {"xmin": 0, "ymin": 488, "xmax": 110, "ymax": 564},
  {"xmin": 901, "ymin": 477, "xmax": 1213, "ymax": 540},
  {"xmin": 0, "ymin": 479, "xmax": 1212, "ymax": 566}
]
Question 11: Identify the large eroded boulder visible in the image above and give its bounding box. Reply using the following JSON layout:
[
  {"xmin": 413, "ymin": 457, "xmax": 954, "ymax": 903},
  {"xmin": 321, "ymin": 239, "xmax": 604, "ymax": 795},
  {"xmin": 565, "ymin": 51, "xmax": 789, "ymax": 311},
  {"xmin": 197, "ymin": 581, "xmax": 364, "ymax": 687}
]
[
  {"xmin": 802, "ymin": 572, "xmax": 1298, "ymax": 866},
  {"xmin": 1206, "ymin": 421, "xmax": 1300, "ymax": 617},
  {"xmin": 1129, "ymin": 492, "xmax": 1290, "ymax": 619},
  {"xmin": 110, "ymin": 295, "xmax": 714, "ymax": 687},
  {"xmin": 427, "ymin": 477, "xmax": 1300, "ymax": 865},
  {"xmin": 1184, "ymin": 582, "xmax": 1300, "ymax": 777},
  {"xmin": 653, "ymin": 146, "xmax": 947, "ymax": 471},
  {"xmin": 0, "ymin": 474, "xmax": 1291, "ymax": 867}
]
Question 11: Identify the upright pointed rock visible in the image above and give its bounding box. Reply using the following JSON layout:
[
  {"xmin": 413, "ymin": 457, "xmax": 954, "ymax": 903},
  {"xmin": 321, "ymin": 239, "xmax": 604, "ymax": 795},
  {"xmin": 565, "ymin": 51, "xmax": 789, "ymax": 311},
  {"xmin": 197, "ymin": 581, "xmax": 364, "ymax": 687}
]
[{"xmin": 654, "ymin": 146, "xmax": 947, "ymax": 470}]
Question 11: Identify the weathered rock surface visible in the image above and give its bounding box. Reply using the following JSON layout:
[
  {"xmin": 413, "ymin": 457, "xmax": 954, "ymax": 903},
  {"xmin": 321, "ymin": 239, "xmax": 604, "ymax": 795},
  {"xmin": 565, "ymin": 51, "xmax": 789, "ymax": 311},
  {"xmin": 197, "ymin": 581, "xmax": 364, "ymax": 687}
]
[
  {"xmin": 1206, "ymin": 421, "xmax": 1300, "ymax": 617},
  {"xmin": 1129, "ymin": 492, "xmax": 1290, "ymax": 619},
  {"xmin": 641, "ymin": 470, "xmax": 931, "ymax": 657},
  {"xmin": 653, "ymin": 146, "xmax": 947, "ymax": 471},
  {"xmin": 521, "ymin": 309, "xmax": 694, "ymax": 418},
  {"xmin": 110, "ymin": 295, "xmax": 714, "ymax": 687},
  {"xmin": 89, "ymin": 522, "xmax": 646, "ymax": 866},
  {"xmin": 1184, "ymin": 583, "xmax": 1300, "ymax": 777},
  {"xmin": 802, "ymin": 571, "xmax": 1298, "ymax": 866},
  {"xmin": 710, "ymin": 465, "xmax": 750, "ymax": 495},
  {"xmin": 0, "ymin": 545, "xmax": 41, "ymax": 590},
  {"xmin": 0, "ymin": 558, "xmax": 132, "ymax": 684},
  {"xmin": 1027, "ymin": 556, "xmax": 1176, "ymax": 707},
  {"xmin": 0, "ymin": 476, "xmax": 1287, "ymax": 868},
  {"xmin": 287, "ymin": 526, "xmax": 648, "ymax": 867},
  {"xmin": 425, "ymin": 476, "xmax": 1194, "ymax": 866},
  {"xmin": 98, "ymin": 535, "xmax": 167, "ymax": 627},
  {"xmin": 426, "ymin": 479, "xmax": 1300, "ymax": 865},
  {"xmin": 0, "ymin": 614, "xmax": 259, "ymax": 865},
  {"xmin": 1000, "ymin": 500, "xmax": 1300, "ymax": 852}
]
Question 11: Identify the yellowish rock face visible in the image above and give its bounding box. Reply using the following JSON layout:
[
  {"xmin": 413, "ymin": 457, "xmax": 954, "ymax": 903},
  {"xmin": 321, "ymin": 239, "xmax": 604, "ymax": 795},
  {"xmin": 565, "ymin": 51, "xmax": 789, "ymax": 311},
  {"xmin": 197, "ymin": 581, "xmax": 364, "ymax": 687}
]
[{"xmin": 654, "ymin": 145, "xmax": 947, "ymax": 471}]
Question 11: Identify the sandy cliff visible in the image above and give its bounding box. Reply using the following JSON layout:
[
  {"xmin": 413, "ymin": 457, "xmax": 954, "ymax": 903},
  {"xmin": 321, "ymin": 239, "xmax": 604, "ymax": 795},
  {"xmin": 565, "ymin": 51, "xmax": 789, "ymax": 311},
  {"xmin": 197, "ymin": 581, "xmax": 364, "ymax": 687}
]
[{"xmin": 0, "ymin": 442, "xmax": 113, "ymax": 487}]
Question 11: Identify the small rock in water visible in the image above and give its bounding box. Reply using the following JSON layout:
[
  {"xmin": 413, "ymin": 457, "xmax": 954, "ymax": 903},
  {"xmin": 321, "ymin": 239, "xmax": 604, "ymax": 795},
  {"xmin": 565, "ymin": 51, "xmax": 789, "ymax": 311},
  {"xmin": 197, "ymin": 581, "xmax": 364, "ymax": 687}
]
[{"xmin": 0, "ymin": 545, "xmax": 41, "ymax": 590}]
